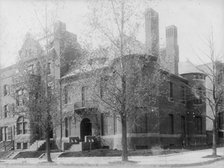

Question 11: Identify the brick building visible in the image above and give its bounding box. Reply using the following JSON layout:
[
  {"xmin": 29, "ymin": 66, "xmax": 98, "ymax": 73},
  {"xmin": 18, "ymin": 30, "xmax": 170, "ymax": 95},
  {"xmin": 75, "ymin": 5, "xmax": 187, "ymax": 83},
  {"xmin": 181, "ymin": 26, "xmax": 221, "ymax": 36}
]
[
  {"xmin": 0, "ymin": 8, "xmax": 220, "ymax": 152},
  {"xmin": 57, "ymin": 53, "xmax": 207, "ymax": 150}
]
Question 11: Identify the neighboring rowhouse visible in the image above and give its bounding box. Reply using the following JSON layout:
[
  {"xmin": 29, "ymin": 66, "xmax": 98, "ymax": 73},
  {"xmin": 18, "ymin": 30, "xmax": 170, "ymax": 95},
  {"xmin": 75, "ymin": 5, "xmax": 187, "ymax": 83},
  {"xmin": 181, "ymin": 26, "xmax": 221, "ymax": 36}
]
[{"xmin": 0, "ymin": 21, "xmax": 80, "ymax": 151}]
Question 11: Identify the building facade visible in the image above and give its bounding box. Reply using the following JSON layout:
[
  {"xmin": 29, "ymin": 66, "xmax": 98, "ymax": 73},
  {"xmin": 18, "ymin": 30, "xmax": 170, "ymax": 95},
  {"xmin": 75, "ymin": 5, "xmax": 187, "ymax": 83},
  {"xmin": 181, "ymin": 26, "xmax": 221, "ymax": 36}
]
[
  {"xmin": 58, "ymin": 54, "xmax": 207, "ymax": 150},
  {"xmin": 1, "ymin": 7, "xmax": 222, "ymax": 152}
]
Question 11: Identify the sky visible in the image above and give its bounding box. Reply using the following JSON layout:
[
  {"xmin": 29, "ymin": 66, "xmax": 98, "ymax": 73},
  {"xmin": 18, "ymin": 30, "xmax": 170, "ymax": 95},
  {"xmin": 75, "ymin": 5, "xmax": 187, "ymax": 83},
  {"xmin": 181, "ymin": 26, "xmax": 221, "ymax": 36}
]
[{"xmin": 0, "ymin": 0, "xmax": 224, "ymax": 68}]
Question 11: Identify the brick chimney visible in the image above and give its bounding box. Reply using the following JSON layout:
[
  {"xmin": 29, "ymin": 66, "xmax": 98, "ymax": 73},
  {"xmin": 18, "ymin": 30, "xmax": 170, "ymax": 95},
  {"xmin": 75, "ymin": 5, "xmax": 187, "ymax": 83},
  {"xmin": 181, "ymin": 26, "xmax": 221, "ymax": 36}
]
[
  {"xmin": 145, "ymin": 8, "xmax": 159, "ymax": 58},
  {"xmin": 165, "ymin": 25, "xmax": 179, "ymax": 75},
  {"xmin": 54, "ymin": 21, "xmax": 66, "ymax": 39}
]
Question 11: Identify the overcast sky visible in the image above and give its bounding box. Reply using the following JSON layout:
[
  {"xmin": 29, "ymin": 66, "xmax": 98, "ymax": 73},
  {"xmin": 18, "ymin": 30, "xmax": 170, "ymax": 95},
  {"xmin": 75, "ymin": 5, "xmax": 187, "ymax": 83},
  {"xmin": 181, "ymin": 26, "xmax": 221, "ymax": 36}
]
[{"xmin": 0, "ymin": 0, "xmax": 223, "ymax": 68}]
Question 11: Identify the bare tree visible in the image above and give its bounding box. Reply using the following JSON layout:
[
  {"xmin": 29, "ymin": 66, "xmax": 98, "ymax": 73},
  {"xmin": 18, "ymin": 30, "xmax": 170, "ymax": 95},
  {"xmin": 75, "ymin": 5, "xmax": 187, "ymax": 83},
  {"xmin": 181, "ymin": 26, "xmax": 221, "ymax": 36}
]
[
  {"xmin": 187, "ymin": 33, "xmax": 224, "ymax": 156},
  {"xmin": 87, "ymin": 0, "xmax": 163, "ymax": 161}
]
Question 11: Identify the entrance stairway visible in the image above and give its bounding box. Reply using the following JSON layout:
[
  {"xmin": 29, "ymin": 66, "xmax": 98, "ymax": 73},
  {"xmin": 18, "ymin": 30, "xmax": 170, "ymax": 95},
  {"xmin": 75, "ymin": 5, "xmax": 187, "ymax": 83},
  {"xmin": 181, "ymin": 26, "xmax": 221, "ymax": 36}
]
[
  {"xmin": 27, "ymin": 140, "xmax": 45, "ymax": 151},
  {"xmin": 39, "ymin": 152, "xmax": 62, "ymax": 160},
  {"xmin": 27, "ymin": 139, "xmax": 58, "ymax": 151}
]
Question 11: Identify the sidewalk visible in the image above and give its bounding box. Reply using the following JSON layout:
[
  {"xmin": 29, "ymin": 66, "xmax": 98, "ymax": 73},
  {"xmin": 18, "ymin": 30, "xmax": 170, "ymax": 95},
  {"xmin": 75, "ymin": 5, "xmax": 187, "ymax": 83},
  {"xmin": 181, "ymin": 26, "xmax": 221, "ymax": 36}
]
[{"xmin": 1, "ymin": 147, "xmax": 224, "ymax": 166}]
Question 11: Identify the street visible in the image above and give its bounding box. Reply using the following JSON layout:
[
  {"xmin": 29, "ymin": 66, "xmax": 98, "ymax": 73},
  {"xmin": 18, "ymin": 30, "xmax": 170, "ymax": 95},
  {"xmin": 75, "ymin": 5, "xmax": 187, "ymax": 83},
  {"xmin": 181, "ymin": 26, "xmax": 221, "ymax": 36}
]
[{"xmin": 0, "ymin": 159, "xmax": 223, "ymax": 168}]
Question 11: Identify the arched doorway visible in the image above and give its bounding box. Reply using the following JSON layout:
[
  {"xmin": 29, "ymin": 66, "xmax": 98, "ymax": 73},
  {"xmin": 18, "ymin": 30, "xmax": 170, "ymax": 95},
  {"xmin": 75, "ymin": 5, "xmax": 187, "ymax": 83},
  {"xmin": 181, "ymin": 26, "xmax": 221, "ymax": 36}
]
[{"xmin": 80, "ymin": 118, "xmax": 92, "ymax": 141}]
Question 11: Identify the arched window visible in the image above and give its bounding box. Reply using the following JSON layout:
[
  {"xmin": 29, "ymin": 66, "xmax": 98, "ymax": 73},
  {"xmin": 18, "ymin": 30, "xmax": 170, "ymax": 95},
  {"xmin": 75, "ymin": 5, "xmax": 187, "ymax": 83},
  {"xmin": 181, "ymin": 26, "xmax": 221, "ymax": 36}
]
[{"xmin": 17, "ymin": 116, "xmax": 28, "ymax": 135}]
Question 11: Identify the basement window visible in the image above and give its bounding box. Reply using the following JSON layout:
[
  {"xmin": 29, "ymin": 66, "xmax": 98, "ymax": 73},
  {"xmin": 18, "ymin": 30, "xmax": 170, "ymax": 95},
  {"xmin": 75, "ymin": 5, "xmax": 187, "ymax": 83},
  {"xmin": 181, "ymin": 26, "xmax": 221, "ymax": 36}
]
[
  {"xmin": 23, "ymin": 143, "xmax": 28, "ymax": 149},
  {"xmin": 17, "ymin": 143, "xmax": 21, "ymax": 149}
]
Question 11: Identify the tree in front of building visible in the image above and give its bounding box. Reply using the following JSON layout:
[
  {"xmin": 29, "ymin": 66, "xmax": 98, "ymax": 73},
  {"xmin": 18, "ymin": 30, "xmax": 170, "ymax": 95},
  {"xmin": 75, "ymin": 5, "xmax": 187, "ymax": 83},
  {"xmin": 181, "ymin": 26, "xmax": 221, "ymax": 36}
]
[
  {"xmin": 13, "ymin": 49, "xmax": 60, "ymax": 162},
  {"xmin": 189, "ymin": 34, "xmax": 224, "ymax": 156},
  {"xmin": 88, "ymin": 0, "xmax": 163, "ymax": 161}
]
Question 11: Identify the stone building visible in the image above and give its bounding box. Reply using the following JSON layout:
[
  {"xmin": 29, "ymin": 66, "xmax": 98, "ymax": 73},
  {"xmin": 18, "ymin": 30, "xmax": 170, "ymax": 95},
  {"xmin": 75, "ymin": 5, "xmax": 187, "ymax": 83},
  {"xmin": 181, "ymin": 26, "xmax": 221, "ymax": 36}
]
[{"xmin": 0, "ymin": 21, "xmax": 79, "ymax": 151}]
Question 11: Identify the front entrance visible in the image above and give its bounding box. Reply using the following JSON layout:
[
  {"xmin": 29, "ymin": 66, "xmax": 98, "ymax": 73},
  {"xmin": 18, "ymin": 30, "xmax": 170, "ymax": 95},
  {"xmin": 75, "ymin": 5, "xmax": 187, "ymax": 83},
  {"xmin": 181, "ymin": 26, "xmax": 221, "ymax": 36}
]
[{"xmin": 80, "ymin": 118, "xmax": 92, "ymax": 141}]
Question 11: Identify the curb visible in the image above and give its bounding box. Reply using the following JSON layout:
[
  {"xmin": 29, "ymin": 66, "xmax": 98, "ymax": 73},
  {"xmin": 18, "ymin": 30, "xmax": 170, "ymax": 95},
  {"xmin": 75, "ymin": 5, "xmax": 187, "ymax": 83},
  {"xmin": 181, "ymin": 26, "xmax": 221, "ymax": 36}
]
[{"xmin": 1, "ymin": 156, "xmax": 223, "ymax": 167}]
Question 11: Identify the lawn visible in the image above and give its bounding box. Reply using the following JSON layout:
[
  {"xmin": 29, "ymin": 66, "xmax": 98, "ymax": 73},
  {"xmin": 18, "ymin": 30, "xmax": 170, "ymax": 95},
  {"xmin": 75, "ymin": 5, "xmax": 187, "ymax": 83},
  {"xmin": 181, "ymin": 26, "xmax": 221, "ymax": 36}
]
[{"xmin": 59, "ymin": 148, "xmax": 186, "ymax": 157}]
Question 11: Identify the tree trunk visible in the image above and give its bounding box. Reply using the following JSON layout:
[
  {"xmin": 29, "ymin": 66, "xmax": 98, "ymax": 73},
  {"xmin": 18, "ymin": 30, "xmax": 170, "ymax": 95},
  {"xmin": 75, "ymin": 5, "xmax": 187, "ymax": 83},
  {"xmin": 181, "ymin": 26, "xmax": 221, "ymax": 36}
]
[
  {"xmin": 212, "ymin": 119, "xmax": 217, "ymax": 156},
  {"xmin": 121, "ymin": 115, "xmax": 128, "ymax": 161},
  {"xmin": 121, "ymin": 74, "xmax": 128, "ymax": 161},
  {"xmin": 46, "ymin": 122, "xmax": 52, "ymax": 162}
]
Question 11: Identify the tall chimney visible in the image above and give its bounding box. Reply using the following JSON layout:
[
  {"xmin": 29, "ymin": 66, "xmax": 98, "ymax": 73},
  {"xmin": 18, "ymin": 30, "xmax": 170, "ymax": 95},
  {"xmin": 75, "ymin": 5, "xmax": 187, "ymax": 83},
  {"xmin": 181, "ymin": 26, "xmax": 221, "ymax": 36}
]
[
  {"xmin": 165, "ymin": 25, "xmax": 179, "ymax": 75},
  {"xmin": 145, "ymin": 8, "xmax": 159, "ymax": 58},
  {"xmin": 54, "ymin": 21, "xmax": 66, "ymax": 39}
]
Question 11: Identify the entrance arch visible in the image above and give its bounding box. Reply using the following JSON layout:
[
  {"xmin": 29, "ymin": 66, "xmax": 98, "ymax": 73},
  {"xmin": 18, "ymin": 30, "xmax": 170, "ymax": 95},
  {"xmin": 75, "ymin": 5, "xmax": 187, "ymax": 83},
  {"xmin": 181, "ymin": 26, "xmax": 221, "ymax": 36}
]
[{"xmin": 80, "ymin": 118, "xmax": 92, "ymax": 141}]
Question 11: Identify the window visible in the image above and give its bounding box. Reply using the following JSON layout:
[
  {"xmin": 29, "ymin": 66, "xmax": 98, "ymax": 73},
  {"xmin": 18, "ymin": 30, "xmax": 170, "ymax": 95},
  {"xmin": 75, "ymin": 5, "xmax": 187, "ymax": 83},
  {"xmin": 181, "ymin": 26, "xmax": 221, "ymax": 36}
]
[
  {"xmin": 169, "ymin": 82, "xmax": 174, "ymax": 101},
  {"xmin": 193, "ymin": 74, "xmax": 205, "ymax": 80},
  {"xmin": 7, "ymin": 127, "xmax": 12, "ymax": 140},
  {"xmin": 17, "ymin": 143, "xmax": 21, "ymax": 149},
  {"xmin": 16, "ymin": 89, "xmax": 26, "ymax": 106},
  {"xmin": 195, "ymin": 116, "xmax": 202, "ymax": 134},
  {"xmin": 64, "ymin": 86, "xmax": 69, "ymax": 104},
  {"xmin": 113, "ymin": 114, "xmax": 117, "ymax": 135},
  {"xmin": 17, "ymin": 116, "xmax": 28, "ymax": 135},
  {"xmin": 64, "ymin": 116, "xmax": 72, "ymax": 137},
  {"xmin": 218, "ymin": 70, "xmax": 223, "ymax": 84},
  {"xmin": 219, "ymin": 112, "xmax": 224, "ymax": 130},
  {"xmin": 101, "ymin": 113, "xmax": 108, "ymax": 135},
  {"xmin": 181, "ymin": 116, "xmax": 186, "ymax": 134},
  {"xmin": 0, "ymin": 128, "xmax": 3, "ymax": 141},
  {"xmin": 4, "ymin": 127, "xmax": 7, "ymax": 141},
  {"xmin": 68, "ymin": 117, "xmax": 72, "ymax": 137},
  {"xmin": 4, "ymin": 104, "xmax": 9, "ymax": 118},
  {"xmin": 81, "ymin": 86, "xmax": 88, "ymax": 107},
  {"xmin": 194, "ymin": 87, "xmax": 203, "ymax": 104},
  {"xmin": 47, "ymin": 62, "xmax": 51, "ymax": 74},
  {"xmin": 169, "ymin": 114, "xmax": 174, "ymax": 134},
  {"xmin": 100, "ymin": 76, "xmax": 109, "ymax": 98},
  {"xmin": 23, "ymin": 143, "xmax": 28, "ymax": 149},
  {"xmin": 3, "ymin": 85, "xmax": 10, "ymax": 96},
  {"xmin": 27, "ymin": 64, "xmax": 34, "ymax": 74},
  {"xmin": 181, "ymin": 86, "xmax": 186, "ymax": 104},
  {"xmin": 100, "ymin": 78, "xmax": 104, "ymax": 98},
  {"xmin": 47, "ymin": 86, "xmax": 52, "ymax": 97},
  {"xmin": 134, "ymin": 114, "xmax": 147, "ymax": 133},
  {"xmin": 24, "ymin": 122, "xmax": 28, "ymax": 134},
  {"xmin": 65, "ymin": 117, "xmax": 68, "ymax": 137}
]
